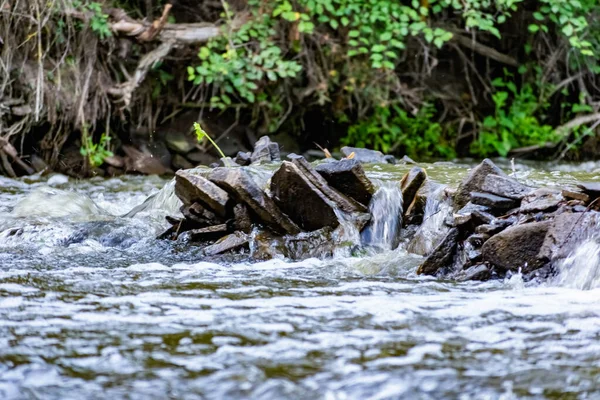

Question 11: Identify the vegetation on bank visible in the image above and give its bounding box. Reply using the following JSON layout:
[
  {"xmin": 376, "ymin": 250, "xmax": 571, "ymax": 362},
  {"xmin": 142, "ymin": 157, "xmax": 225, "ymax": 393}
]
[{"xmin": 1, "ymin": 0, "xmax": 600, "ymax": 175}]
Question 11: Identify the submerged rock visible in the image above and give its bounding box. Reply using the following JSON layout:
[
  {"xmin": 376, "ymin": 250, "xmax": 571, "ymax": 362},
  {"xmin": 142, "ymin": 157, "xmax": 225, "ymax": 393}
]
[
  {"xmin": 175, "ymin": 170, "xmax": 230, "ymax": 217},
  {"xmin": 315, "ymin": 159, "xmax": 376, "ymax": 206},
  {"xmin": 454, "ymin": 159, "xmax": 507, "ymax": 210},
  {"xmin": 251, "ymin": 136, "xmax": 280, "ymax": 164},
  {"xmin": 417, "ymin": 227, "xmax": 460, "ymax": 276},
  {"xmin": 209, "ymin": 167, "xmax": 301, "ymax": 235},
  {"xmin": 482, "ymin": 221, "xmax": 551, "ymax": 273}
]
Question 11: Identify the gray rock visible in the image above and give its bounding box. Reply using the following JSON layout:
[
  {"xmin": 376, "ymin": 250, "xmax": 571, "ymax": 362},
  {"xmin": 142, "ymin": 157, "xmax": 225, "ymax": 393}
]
[
  {"xmin": 234, "ymin": 151, "xmax": 252, "ymax": 166},
  {"xmin": 520, "ymin": 188, "xmax": 563, "ymax": 213},
  {"xmin": 538, "ymin": 211, "xmax": 600, "ymax": 262},
  {"xmin": 183, "ymin": 224, "xmax": 230, "ymax": 242},
  {"xmin": 209, "ymin": 167, "xmax": 301, "ymax": 235},
  {"xmin": 315, "ymin": 159, "xmax": 376, "ymax": 206},
  {"xmin": 341, "ymin": 146, "xmax": 387, "ymax": 163},
  {"xmin": 458, "ymin": 264, "xmax": 490, "ymax": 281},
  {"xmin": 561, "ymin": 189, "xmax": 590, "ymax": 203},
  {"xmin": 453, "ymin": 202, "xmax": 493, "ymax": 227},
  {"xmin": 383, "ymin": 155, "xmax": 397, "ymax": 164},
  {"xmin": 251, "ymin": 136, "xmax": 280, "ymax": 164},
  {"xmin": 284, "ymin": 228, "xmax": 335, "ymax": 260},
  {"xmin": 577, "ymin": 182, "xmax": 600, "ymax": 198},
  {"xmin": 476, "ymin": 223, "xmax": 508, "ymax": 235},
  {"xmin": 232, "ymin": 203, "xmax": 252, "ymax": 234},
  {"xmin": 482, "ymin": 174, "xmax": 534, "ymax": 200},
  {"xmin": 417, "ymin": 228, "xmax": 460, "ymax": 276},
  {"xmin": 175, "ymin": 170, "xmax": 230, "ymax": 217},
  {"xmin": 482, "ymin": 221, "xmax": 551, "ymax": 273},
  {"xmin": 471, "ymin": 192, "xmax": 518, "ymax": 210},
  {"xmin": 401, "ymin": 167, "xmax": 427, "ymax": 212},
  {"xmin": 466, "ymin": 233, "xmax": 490, "ymax": 248},
  {"xmin": 203, "ymin": 232, "xmax": 249, "ymax": 256},
  {"xmin": 454, "ymin": 159, "xmax": 507, "ymax": 210},
  {"xmin": 270, "ymin": 161, "xmax": 344, "ymax": 231},
  {"xmin": 400, "ymin": 155, "xmax": 417, "ymax": 164}
]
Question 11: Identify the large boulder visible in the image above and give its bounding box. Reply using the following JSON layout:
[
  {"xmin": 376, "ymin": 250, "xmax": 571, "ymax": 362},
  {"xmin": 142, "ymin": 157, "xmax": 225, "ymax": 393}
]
[
  {"xmin": 341, "ymin": 146, "xmax": 390, "ymax": 164},
  {"xmin": 454, "ymin": 159, "xmax": 507, "ymax": 210},
  {"xmin": 400, "ymin": 167, "xmax": 427, "ymax": 211},
  {"xmin": 482, "ymin": 221, "xmax": 551, "ymax": 273},
  {"xmin": 270, "ymin": 161, "xmax": 346, "ymax": 231},
  {"xmin": 209, "ymin": 167, "xmax": 301, "ymax": 235},
  {"xmin": 175, "ymin": 170, "xmax": 230, "ymax": 217},
  {"xmin": 251, "ymin": 136, "xmax": 280, "ymax": 164},
  {"xmin": 315, "ymin": 159, "xmax": 376, "ymax": 206}
]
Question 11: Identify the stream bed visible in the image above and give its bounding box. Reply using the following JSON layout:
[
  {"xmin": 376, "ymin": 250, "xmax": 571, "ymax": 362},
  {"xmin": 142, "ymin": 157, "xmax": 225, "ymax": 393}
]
[{"xmin": 1, "ymin": 161, "xmax": 600, "ymax": 399}]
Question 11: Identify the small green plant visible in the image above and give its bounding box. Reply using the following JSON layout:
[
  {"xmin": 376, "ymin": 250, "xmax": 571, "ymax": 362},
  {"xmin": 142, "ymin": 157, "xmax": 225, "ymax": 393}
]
[
  {"xmin": 193, "ymin": 122, "xmax": 227, "ymax": 161},
  {"xmin": 80, "ymin": 130, "xmax": 114, "ymax": 168},
  {"xmin": 472, "ymin": 75, "xmax": 557, "ymax": 157},
  {"xmin": 342, "ymin": 103, "xmax": 455, "ymax": 159},
  {"xmin": 72, "ymin": 1, "xmax": 112, "ymax": 39}
]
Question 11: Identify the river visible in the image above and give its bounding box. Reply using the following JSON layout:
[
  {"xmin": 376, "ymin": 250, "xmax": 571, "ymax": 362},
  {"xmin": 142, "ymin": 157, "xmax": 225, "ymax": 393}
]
[{"xmin": 1, "ymin": 160, "xmax": 599, "ymax": 399}]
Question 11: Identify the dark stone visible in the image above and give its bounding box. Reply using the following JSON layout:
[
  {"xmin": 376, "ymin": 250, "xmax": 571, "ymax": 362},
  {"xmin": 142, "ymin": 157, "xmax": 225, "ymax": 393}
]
[
  {"xmin": 400, "ymin": 167, "xmax": 427, "ymax": 212},
  {"xmin": 577, "ymin": 182, "xmax": 600, "ymax": 198},
  {"xmin": 520, "ymin": 188, "xmax": 563, "ymax": 213},
  {"xmin": 454, "ymin": 202, "xmax": 493, "ymax": 227},
  {"xmin": 209, "ymin": 167, "xmax": 301, "ymax": 235},
  {"xmin": 181, "ymin": 203, "xmax": 222, "ymax": 227},
  {"xmin": 270, "ymin": 161, "xmax": 343, "ymax": 231},
  {"xmin": 417, "ymin": 228, "xmax": 460, "ymax": 275},
  {"xmin": 458, "ymin": 264, "xmax": 491, "ymax": 281},
  {"xmin": 482, "ymin": 174, "xmax": 534, "ymax": 200},
  {"xmin": 251, "ymin": 136, "xmax": 280, "ymax": 164},
  {"xmin": 315, "ymin": 159, "xmax": 376, "ymax": 206},
  {"xmin": 232, "ymin": 203, "xmax": 252, "ymax": 234},
  {"xmin": 288, "ymin": 156, "xmax": 367, "ymax": 213},
  {"xmin": 538, "ymin": 212, "xmax": 600, "ymax": 262},
  {"xmin": 383, "ymin": 155, "xmax": 397, "ymax": 164},
  {"xmin": 172, "ymin": 154, "xmax": 194, "ymax": 171},
  {"xmin": 341, "ymin": 146, "xmax": 387, "ymax": 164},
  {"xmin": 175, "ymin": 170, "xmax": 230, "ymax": 217},
  {"xmin": 476, "ymin": 223, "xmax": 508, "ymax": 235},
  {"xmin": 250, "ymin": 230, "xmax": 287, "ymax": 260},
  {"xmin": 482, "ymin": 221, "xmax": 551, "ymax": 273},
  {"xmin": 471, "ymin": 192, "xmax": 518, "ymax": 210},
  {"xmin": 234, "ymin": 151, "xmax": 252, "ymax": 166},
  {"xmin": 467, "ymin": 248, "xmax": 483, "ymax": 264},
  {"xmin": 454, "ymin": 159, "xmax": 507, "ymax": 210},
  {"xmin": 203, "ymin": 232, "xmax": 249, "ymax": 256},
  {"xmin": 187, "ymin": 151, "xmax": 219, "ymax": 166},
  {"xmin": 284, "ymin": 228, "xmax": 335, "ymax": 260},
  {"xmin": 466, "ymin": 233, "xmax": 490, "ymax": 248},
  {"xmin": 164, "ymin": 130, "xmax": 197, "ymax": 154},
  {"xmin": 523, "ymin": 263, "xmax": 555, "ymax": 282},
  {"xmin": 183, "ymin": 224, "xmax": 230, "ymax": 242},
  {"xmin": 404, "ymin": 181, "xmax": 443, "ymax": 226}
]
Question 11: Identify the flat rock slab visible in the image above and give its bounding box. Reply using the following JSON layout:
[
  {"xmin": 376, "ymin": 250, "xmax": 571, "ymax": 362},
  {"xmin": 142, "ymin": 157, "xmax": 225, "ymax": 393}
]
[
  {"xmin": 454, "ymin": 159, "xmax": 507, "ymax": 210},
  {"xmin": 175, "ymin": 170, "xmax": 230, "ymax": 217},
  {"xmin": 203, "ymin": 232, "xmax": 249, "ymax": 256},
  {"xmin": 209, "ymin": 167, "xmax": 301, "ymax": 235},
  {"xmin": 482, "ymin": 174, "xmax": 534, "ymax": 200},
  {"xmin": 482, "ymin": 221, "xmax": 551, "ymax": 273},
  {"xmin": 288, "ymin": 156, "xmax": 367, "ymax": 213},
  {"xmin": 184, "ymin": 224, "xmax": 229, "ymax": 241},
  {"xmin": 538, "ymin": 211, "xmax": 600, "ymax": 262},
  {"xmin": 520, "ymin": 188, "xmax": 563, "ymax": 213},
  {"xmin": 417, "ymin": 227, "xmax": 459, "ymax": 276},
  {"xmin": 315, "ymin": 159, "xmax": 376, "ymax": 206},
  {"xmin": 271, "ymin": 161, "xmax": 342, "ymax": 231},
  {"xmin": 471, "ymin": 192, "xmax": 518, "ymax": 210},
  {"xmin": 341, "ymin": 146, "xmax": 388, "ymax": 164},
  {"xmin": 401, "ymin": 167, "xmax": 427, "ymax": 211}
]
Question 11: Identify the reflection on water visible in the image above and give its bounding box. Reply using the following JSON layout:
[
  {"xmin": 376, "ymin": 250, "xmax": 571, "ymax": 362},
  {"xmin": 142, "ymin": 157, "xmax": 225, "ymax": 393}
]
[{"xmin": 1, "ymin": 161, "xmax": 600, "ymax": 399}]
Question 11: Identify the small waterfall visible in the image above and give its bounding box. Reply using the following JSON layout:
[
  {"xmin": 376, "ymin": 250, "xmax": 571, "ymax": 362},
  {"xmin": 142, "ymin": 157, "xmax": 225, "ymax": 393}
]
[
  {"xmin": 360, "ymin": 182, "xmax": 403, "ymax": 251},
  {"xmin": 554, "ymin": 239, "xmax": 600, "ymax": 290},
  {"xmin": 406, "ymin": 184, "xmax": 452, "ymax": 256}
]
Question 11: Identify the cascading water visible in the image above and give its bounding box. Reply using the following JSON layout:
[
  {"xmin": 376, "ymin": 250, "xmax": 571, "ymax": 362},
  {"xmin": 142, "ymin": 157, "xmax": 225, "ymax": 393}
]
[
  {"xmin": 360, "ymin": 181, "xmax": 403, "ymax": 251},
  {"xmin": 553, "ymin": 239, "xmax": 600, "ymax": 290}
]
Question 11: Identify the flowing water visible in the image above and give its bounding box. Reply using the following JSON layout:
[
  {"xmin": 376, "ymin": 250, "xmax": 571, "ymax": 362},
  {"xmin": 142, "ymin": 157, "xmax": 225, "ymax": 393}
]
[{"xmin": 1, "ymin": 161, "xmax": 600, "ymax": 399}]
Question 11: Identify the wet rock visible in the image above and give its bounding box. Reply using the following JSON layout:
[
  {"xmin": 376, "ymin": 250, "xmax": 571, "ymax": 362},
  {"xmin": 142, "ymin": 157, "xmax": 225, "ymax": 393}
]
[
  {"xmin": 203, "ymin": 232, "xmax": 249, "ymax": 256},
  {"xmin": 458, "ymin": 264, "xmax": 490, "ymax": 281},
  {"xmin": 284, "ymin": 228, "xmax": 335, "ymax": 260},
  {"xmin": 181, "ymin": 203, "xmax": 222, "ymax": 227},
  {"xmin": 538, "ymin": 211, "xmax": 600, "ymax": 262},
  {"xmin": 417, "ymin": 228, "xmax": 460, "ymax": 276},
  {"xmin": 453, "ymin": 202, "xmax": 492, "ymax": 228},
  {"xmin": 561, "ymin": 189, "xmax": 590, "ymax": 203},
  {"xmin": 476, "ymin": 222, "xmax": 509, "ymax": 236},
  {"xmin": 231, "ymin": 203, "xmax": 252, "ymax": 234},
  {"xmin": 234, "ymin": 151, "xmax": 252, "ymax": 166},
  {"xmin": 175, "ymin": 170, "xmax": 230, "ymax": 217},
  {"xmin": 383, "ymin": 155, "xmax": 397, "ymax": 164},
  {"xmin": 523, "ymin": 263, "xmax": 555, "ymax": 283},
  {"xmin": 250, "ymin": 230, "xmax": 287, "ymax": 260},
  {"xmin": 341, "ymin": 146, "xmax": 387, "ymax": 164},
  {"xmin": 482, "ymin": 174, "xmax": 533, "ymax": 200},
  {"xmin": 271, "ymin": 161, "xmax": 343, "ymax": 231},
  {"xmin": 315, "ymin": 159, "xmax": 376, "ymax": 206},
  {"xmin": 470, "ymin": 192, "xmax": 518, "ymax": 210},
  {"xmin": 209, "ymin": 167, "xmax": 301, "ymax": 235},
  {"xmin": 288, "ymin": 156, "xmax": 367, "ymax": 213},
  {"xmin": 467, "ymin": 248, "xmax": 483, "ymax": 264},
  {"xmin": 577, "ymin": 182, "xmax": 600, "ymax": 199},
  {"xmin": 404, "ymin": 181, "xmax": 443, "ymax": 226},
  {"xmin": 454, "ymin": 159, "xmax": 507, "ymax": 210},
  {"xmin": 482, "ymin": 221, "xmax": 551, "ymax": 273},
  {"xmin": 466, "ymin": 233, "xmax": 490, "ymax": 248},
  {"xmin": 520, "ymin": 188, "xmax": 563, "ymax": 213},
  {"xmin": 182, "ymin": 224, "xmax": 229, "ymax": 241},
  {"xmin": 400, "ymin": 167, "xmax": 427, "ymax": 211},
  {"xmin": 251, "ymin": 136, "xmax": 280, "ymax": 164}
]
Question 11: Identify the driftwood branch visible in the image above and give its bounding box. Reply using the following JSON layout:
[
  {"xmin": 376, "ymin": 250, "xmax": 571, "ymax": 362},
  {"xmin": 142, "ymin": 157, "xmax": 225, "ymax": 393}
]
[
  {"xmin": 452, "ymin": 33, "xmax": 518, "ymax": 67},
  {"xmin": 556, "ymin": 112, "xmax": 600, "ymax": 135}
]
